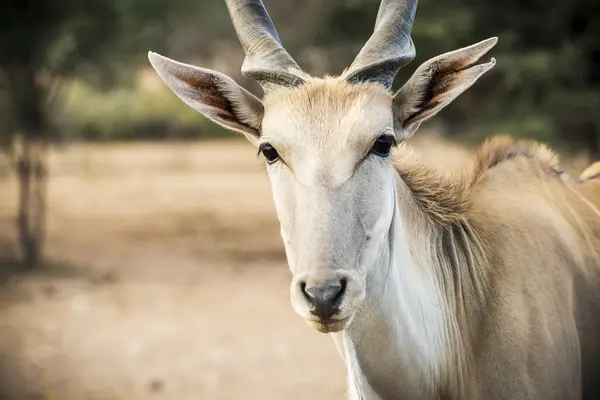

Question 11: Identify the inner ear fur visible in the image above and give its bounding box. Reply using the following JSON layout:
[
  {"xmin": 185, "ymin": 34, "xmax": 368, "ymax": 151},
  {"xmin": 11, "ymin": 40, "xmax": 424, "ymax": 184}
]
[
  {"xmin": 393, "ymin": 37, "xmax": 498, "ymax": 138},
  {"xmin": 148, "ymin": 52, "xmax": 264, "ymax": 144}
]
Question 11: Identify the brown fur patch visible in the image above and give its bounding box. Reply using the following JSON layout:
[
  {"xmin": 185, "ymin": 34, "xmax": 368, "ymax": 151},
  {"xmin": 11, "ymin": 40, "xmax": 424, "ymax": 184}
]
[
  {"xmin": 394, "ymin": 135, "xmax": 564, "ymax": 224},
  {"xmin": 473, "ymin": 135, "xmax": 562, "ymax": 175}
]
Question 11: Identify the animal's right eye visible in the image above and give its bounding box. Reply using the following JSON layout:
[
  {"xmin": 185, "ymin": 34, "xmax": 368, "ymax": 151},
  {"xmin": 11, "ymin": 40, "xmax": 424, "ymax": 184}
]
[
  {"xmin": 259, "ymin": 143, "xmax": 280, "ymax": 164},
  {"xmin": 370, "ymin": 135, "xmax": 396, "ymax": 157}
]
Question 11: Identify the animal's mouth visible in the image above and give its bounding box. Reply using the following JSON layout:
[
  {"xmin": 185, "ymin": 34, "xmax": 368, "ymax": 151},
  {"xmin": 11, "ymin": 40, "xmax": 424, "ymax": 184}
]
[{"xmin": 306, "ymin": 316, "xmax": 351, "ymax": 334}]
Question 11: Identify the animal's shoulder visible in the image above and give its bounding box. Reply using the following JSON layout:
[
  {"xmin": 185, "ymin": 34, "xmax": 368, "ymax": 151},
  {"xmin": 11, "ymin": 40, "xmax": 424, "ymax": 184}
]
[
  {"xmin": 392, "ymin": 135, "xmax": 568, "ymax": 225},
  {"xmin": 466, "ymin": 135, "xmax": 571, "ymax": 219},
  {"xmin": 471, "ymin": 135, "xmax": 563, "ymax": 182},
  {"xmin": 469, "ymin": 136, "xmax": 600, "ymax": 240}
]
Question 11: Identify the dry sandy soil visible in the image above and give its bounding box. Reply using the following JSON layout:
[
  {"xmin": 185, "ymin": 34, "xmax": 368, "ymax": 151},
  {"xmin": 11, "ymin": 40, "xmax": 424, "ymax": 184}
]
[{"xmin": 0, "ymin": 135, "xmax": 589, "ymax": 400}]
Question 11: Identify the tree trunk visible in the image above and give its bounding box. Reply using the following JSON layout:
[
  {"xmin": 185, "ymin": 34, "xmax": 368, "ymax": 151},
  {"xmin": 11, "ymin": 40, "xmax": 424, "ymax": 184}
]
[
  {"xmin": 8, "ymin": 67, "xmax": 48, "ymax": 270},
  {"xmin": 16, "ymin": 136, "xmax": 47, "ymax": 269}
]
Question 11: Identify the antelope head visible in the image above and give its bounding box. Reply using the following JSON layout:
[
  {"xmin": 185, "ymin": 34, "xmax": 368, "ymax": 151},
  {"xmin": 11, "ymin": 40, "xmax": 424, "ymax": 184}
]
[{"xmin": 148, "ymin": 0, "xmax": 497, "ymax": 334}]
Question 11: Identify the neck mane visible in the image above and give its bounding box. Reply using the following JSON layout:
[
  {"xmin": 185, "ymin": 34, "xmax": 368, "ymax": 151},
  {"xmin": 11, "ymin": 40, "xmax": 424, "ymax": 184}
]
[{"xmin": 339, "ymin": 135, "xmax": 567, "ymax": 399}]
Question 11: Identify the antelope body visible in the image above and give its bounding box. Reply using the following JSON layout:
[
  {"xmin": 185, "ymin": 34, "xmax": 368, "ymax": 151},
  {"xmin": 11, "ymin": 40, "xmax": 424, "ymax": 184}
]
[{"xmin": 148, "ymin": 1, "xmax": 600, "ymax": 398}]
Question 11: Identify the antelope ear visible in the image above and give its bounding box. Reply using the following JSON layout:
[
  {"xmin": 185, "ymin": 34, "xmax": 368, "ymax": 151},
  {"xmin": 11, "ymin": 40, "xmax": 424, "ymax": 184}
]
[
  {"xmin": 148, "ymin": 52, "xmax": 264, "ymax": 146},
  {"xmin": 392, "ymin": 37, "xmax": 498, "ymax": 139}
]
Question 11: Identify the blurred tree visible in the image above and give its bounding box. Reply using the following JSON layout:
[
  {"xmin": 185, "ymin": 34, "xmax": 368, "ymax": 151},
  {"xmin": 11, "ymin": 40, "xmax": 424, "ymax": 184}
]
[
  {"xmin": 467, "ymin": 0, "xmax": 600, "ymax": 157},
  {"xmin": 0, "ymin": 0, "xmax": 185, "ymax": 269}
]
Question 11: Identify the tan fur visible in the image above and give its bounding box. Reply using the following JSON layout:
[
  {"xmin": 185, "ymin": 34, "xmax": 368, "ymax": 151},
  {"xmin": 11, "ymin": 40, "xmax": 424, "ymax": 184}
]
[
  {"xmin": 253, "ymin": 77, "xmax": 600, "ymax": 398},
  {"xmin": 580, "ymin": 161, "xmax": 600, "ymax": 181},
  {"xmin": 392, "ymin": 134, "xmax": 600, "ymax": 398},
  {"xmin": 263, "ymin": 77, "xmax": 389, "ymax": 111},
  {"xmin": 392, "ymin": 135, "xmax": 564, "ymax": 224},
  {"xmin": 266, "ymin": 80, "xmax": 600, "ymax": 397},
  {"xmin": 264, "ymin": 82, "xmax": 600, "ymax": 399}
]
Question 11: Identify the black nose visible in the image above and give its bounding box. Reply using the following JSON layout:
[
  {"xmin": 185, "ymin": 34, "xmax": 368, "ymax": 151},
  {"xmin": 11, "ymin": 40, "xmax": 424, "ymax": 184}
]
[{"xmin": 301, "ymin": 281, "xmax": 346, "ymax": 320}]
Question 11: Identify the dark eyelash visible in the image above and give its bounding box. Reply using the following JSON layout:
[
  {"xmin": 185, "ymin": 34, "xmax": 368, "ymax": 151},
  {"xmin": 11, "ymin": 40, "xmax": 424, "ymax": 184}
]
[{"xmin": 381, "ymin": 134, "xmax": 398, "ymax": 146}]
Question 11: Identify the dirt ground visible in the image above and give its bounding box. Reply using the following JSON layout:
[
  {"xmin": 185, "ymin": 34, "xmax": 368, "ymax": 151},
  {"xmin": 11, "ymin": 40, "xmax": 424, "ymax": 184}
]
[{"xmin": 0, "ymin": 135, "xmax": 590, "ymax": 400}]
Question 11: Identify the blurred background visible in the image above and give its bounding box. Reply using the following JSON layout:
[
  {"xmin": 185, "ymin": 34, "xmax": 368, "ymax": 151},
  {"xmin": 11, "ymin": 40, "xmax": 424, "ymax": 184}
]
[{"xmin": 0, "ymin": 0, "xmax": 598, "ymax": 399}]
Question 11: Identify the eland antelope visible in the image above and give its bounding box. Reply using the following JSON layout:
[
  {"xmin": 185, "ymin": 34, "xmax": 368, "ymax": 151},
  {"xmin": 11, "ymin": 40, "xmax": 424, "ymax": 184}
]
[{"xmin": 148, "ymin": 0, "xmax": 600, "ymax": 398}]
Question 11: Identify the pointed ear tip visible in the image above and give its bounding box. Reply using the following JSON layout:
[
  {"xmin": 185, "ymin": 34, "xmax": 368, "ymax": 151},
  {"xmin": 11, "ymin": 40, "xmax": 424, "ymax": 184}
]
[
  {"xmin": 148, "ymin": 51, "xmax": 173, "ymax": 65},
  {"xmin": 479, "ymin": 57, "xmax": 497, "ymax": 72},
  {"xmin": 479, "ymin": 37, "xmax": 498, "ymax": 46},
  {"xmin": 147, "ymin": 51, "xmax": 159, "ymax": 65},
  {"xmin": 147, "ymin": 52, "xmax": 172, "ymax": 73}
]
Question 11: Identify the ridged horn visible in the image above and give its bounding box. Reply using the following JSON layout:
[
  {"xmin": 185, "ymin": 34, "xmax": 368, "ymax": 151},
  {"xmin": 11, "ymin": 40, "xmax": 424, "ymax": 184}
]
[
  {"xmin": 224, "ymin": 0, "xmax": 305, "ymax": 92},
  {"xmin": 345, "ymin": 0, "xmax": 418, "ymax": 89}
]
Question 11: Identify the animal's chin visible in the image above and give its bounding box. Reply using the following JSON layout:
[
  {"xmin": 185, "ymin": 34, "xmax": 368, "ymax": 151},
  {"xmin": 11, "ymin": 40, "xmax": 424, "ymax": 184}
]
[{"xmin": 307, "ymin": 317, "xmax": 351, "ymax": 334}]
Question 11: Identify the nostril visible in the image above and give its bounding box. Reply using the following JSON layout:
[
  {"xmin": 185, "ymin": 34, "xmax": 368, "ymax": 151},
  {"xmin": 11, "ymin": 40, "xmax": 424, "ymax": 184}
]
[
  {"xmin": 333, "ymin": 278, "xmax": 347, "ymax": 307},
  {"xmin": 300, "ymin": 281, "xmax": 312, "ymax": 303}
]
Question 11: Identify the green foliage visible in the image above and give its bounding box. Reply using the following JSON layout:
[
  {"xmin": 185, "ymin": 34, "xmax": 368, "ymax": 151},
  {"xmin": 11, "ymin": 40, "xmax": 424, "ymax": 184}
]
[
  {"xmin": 52, "ymin": 78, "xmax": 227, "ymax": 141},
  {"xmin": 0, "ymin": 0, "xmax": 184, "ymax": 83},
  {"xmin": 0, "ymin": 0, "xmax": 198, "ymax": 142}
]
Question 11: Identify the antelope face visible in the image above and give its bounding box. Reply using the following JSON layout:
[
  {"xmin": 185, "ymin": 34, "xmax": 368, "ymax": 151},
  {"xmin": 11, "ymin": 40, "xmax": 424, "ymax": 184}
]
[
  {"xmin": 148, "ymin": 0, "xmax": 497, "ymax": 334},
  {"xmin": 261, "ymin": 82, "xmax": 397, "ymax": 332}
]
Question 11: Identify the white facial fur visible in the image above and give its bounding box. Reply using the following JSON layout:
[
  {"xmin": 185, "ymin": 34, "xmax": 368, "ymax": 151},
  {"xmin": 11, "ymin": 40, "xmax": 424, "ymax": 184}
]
[{"xmin": 260, "ymin": 80, "xmax": 398, "ymax": 332}]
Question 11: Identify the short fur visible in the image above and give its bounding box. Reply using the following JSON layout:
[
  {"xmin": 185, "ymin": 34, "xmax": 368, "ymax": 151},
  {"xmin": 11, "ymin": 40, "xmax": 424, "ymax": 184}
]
[
  {"xmin": 385, "ymin": 135, "xmax": 600, "ymax": 399},
  {"xmin": 392, "ymin": 135, "xmax": 564, "ymax": 224},
  {"xmin": 580, "ymin": 161, "xmax": 600, "ymax": 181}
]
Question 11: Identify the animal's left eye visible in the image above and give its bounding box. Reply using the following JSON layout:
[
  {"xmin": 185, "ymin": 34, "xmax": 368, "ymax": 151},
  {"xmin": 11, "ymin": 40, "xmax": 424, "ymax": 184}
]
[
  {"xmin": 259, "ymin": 143, "xmax": 280, "ymax": 164},
  {"xmin": 370, "ymin": 135, "xmax": 396, "ymax": 157}
]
